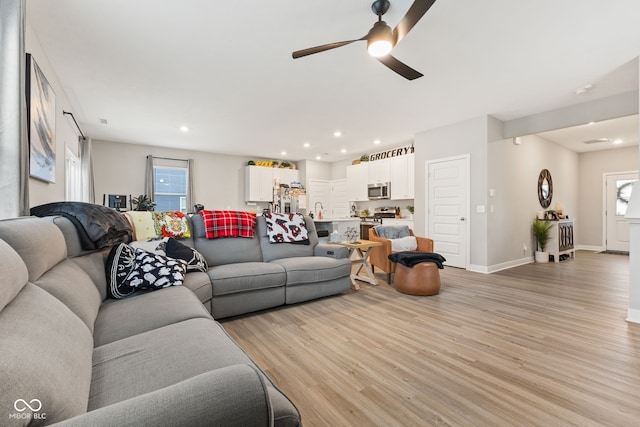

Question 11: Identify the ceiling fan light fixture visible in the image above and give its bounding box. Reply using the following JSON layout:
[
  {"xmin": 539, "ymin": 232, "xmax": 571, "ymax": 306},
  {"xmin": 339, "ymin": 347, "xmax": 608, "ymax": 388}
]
[{"xmin": 367, "ymin": 21, "xmax": 394, "ymax": 57}]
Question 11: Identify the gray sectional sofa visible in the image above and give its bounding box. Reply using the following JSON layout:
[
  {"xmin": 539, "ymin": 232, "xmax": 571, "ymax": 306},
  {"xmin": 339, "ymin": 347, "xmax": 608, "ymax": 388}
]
[{"xmin": 0, "ymin": 212, "xmax": 352, "ymax": 426}]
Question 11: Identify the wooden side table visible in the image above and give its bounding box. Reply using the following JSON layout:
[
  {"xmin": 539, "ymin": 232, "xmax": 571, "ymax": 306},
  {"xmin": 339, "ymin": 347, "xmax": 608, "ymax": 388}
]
[{"xmin": 331, "ymin": 240, "xmax": 382, "ymax": 290}]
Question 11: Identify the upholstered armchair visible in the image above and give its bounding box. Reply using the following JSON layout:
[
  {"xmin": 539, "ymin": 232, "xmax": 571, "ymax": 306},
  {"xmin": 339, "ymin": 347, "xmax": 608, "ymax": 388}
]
[{"xmin": 369, "ymin": 226, "xmax": 434, "ymax": 284}]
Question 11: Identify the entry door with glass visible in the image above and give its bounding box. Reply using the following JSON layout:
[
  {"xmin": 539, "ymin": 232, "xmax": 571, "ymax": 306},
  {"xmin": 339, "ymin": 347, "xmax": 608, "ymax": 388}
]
[{"xmin": 605, "ymin": 172, "xmax": 638, "ymax": 252}]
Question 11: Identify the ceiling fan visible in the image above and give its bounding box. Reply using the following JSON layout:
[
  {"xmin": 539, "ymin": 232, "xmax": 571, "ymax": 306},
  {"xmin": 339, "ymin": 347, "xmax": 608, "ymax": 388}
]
[{"xmin": 292, "ymin": 0, "xmax": 436, "ymax": 80}]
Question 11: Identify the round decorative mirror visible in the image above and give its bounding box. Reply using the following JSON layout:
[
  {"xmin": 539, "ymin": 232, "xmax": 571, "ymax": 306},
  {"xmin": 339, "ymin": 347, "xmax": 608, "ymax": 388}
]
[{"xmin": 537, "ymin": 169, "xmax": 553, "ymax": 208}]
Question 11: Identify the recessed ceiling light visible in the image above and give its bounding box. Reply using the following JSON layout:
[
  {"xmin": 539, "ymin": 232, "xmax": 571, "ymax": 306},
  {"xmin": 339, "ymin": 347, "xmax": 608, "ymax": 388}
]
[
  {"xmin": 179, "ymin": 125, "xmax": 189, "ymax": 132},
  {"xmin": 575, "ymin": 84, "xmax": 593, "ymax": 95},
  {"xmin": 334, "ymin": 131, "xmax": 342, "ymax": 137},
  {"xmin": 303, "ymin": 142, "xmax": 310, "ymax": 148},
  {"xmin": 340, "ymin": 148, "xmax": 347, "ymax": 153},
  {"xmin": 373, "ymin": 139, "xmax": 381, "ymax": 145},
  {"xmin": 588, "ymin": 121, "xmax": 596, "ymax": 125},
  {"xmin": 613, "ymin": 139, "xmax": 623, "ymax": 145},
  {"xmin": 281, "ymin": 151, "xmax": 287, "ymax": 155},
  {"xmin": 316, "ymin": 155, "xmax": 321, "ymax": 160}
]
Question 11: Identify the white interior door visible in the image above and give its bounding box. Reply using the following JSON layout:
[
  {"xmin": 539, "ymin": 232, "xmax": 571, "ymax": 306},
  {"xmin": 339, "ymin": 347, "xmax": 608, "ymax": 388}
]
[
  {"xmin": 330, "ymin": 179, "xmax": 349, "ymax": 218},
  {"xmin": 308, "ymin": 179, "xmax": 330, "ymax": 218},
  {"xmin": 427, "ymin": 156, "xmax": 469, "ymax": 268},
  {"xmin": 605, "ymin": 172, "xmax": 638, "ymax": 252}
]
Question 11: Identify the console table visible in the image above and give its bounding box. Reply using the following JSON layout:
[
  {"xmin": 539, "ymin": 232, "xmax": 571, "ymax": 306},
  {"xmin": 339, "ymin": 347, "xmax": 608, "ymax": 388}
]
[{"xmin": 548, "ymin": 219, "xmax": 575, "ymax": 262}]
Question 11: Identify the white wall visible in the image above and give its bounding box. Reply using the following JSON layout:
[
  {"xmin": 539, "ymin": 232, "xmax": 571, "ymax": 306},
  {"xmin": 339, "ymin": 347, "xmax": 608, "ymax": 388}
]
[
  {"xmin": 578, "ymin": 145, "xmax": 639, "ymax": 248},
  {"xmin": 26, "ymin": 20, "xmax": 81, "ymax": 207},
  {"xmin": 414, "ymin": 116, "xmax": 490, "ymax": 269},
  {"xmin": 487, "ymin": 134, "xmax": 579, "ymax": 267},
  {"xmin": 92, "ymin": 139, "xmax": 266, "ymax": 212}
]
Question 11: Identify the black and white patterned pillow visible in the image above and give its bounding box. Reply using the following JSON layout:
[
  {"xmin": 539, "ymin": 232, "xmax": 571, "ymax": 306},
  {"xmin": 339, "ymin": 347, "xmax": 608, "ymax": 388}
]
[
  {"xmin": 106, "ymin": 243, "xmax": 137, "ymax": 299},
  {"xmin": 264, "ymin": 212, "xmax": 309, "ymax": 244},
  {"xmin": 105, "ymin": 243, "xmax": 187, "ymax": 298},
  {"xmin": 128, "ymin": 248, "xmax": 187, "ymax": 290},
  {"xmin": 165, "ymin": 237, "xmax": 208, "ymax": 273}
]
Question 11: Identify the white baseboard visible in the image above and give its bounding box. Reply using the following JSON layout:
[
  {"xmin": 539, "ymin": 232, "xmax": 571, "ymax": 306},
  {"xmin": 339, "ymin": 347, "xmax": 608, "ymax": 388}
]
[
  {"xmin": 467, "ymin": 257, "xmax": 533, "ymax": 274},
  {"xmin": 467, "ymin": 264, "xmax": 489, "ymax": 274},
  {"xmin": 576, "ymin": 245, "xmax": 605, "ymax": 252},
  {"xmin": 627, "ymin": 308, "xmax": 640, "ymax": 324}
]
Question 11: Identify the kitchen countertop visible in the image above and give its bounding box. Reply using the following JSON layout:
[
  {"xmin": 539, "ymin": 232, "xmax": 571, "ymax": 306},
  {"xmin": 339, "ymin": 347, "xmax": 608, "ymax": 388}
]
[{"xmin": 313, "ymin": 218, "xmax": 361, "ymax": 222}]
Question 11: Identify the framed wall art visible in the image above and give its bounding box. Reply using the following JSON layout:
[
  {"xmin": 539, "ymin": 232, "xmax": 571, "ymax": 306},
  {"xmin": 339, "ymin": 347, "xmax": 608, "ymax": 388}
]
[{"xmin": 26, "ymin": 54, "xmax": 56, "ymax": 183}]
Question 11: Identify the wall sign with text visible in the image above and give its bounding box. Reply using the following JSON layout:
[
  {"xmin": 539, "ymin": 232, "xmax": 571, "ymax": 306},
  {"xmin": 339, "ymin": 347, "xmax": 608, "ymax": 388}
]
[{"xmin": 368, "ymin": 145, "xmax": 414, "ymax": 161}]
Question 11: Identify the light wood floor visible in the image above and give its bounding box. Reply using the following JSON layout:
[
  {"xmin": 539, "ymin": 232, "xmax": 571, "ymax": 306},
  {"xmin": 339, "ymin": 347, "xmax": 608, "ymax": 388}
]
[{"xmin": 221, "ymin": 251, "xmax": 640, "ymax": 426}]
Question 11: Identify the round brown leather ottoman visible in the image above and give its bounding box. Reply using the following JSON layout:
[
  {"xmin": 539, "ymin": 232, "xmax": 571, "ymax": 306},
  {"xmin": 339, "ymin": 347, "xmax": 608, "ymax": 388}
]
[{"xmin": 393, "ymin": 262, "xmax": 441, "ymax": 296}]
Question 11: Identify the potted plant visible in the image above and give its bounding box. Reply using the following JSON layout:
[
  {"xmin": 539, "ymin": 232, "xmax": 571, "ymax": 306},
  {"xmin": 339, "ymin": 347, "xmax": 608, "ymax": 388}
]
[
  {"xmin": 406, "ymin": 205, "xmax": 414, "ymax": 219},
  {"xmin": 131, "ymin": 194, "xmax": 156, "ymax": 211},
  {"xmin": 532, "ymin": 218, "xmax": 553, "ymax": 263},
  {"xmin": 272, "ymin": 161, "xmax": 279, "ymax": 168},
  {"xmin": 281, "ymin": 161, "xmax": 291, "ymax": 169},
  {"xmin": 360, "ymin": 155, "xmax": 370, "ymax": 162}
]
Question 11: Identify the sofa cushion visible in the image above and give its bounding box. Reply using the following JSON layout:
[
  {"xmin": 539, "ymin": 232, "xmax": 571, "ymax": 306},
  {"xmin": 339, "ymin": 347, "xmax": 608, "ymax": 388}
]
[
  {"xmin": 0, "ymin": 283, "xmax": 93, "ymax": 425},
  {"xmin": 0, "ymin": 239, "xmax": 28, "ymax": 312},
  {"xmin": 192, "ymin": 214, "xmax": 264, "ymax": 266},
  {"xmin": 35, "ymin": 258, "xmax": 103, "ymax": 332},
  {"xmin": 93, "ymin": 286, "xmax": 212, "ymax": 346},
  {"xmin": 264, "ymin": 212, "xmax": 309, "ymax": 244},
  {"xmin": 208, "ymin": 262, "xmax": 286, "ymax": 296},
  {"xmin": 90, "ymin": 318, "xmax": 300, "ymax": 425},
  {"xmin": 165, "ymin": 237, "xmax": 208, "ymax": 272},
  {"xmin": 153, "ymin": 211, "xmax": 191, "ymax": 238},
  {"xmin": 257, "ymin": 216, "xmax": 316, "ymax": 262},
  {"xmin": 373, "ymin": 225, "xmax": 410, "ymax": 239},
  {"xmin": 183, "ymin": 271, "xmax": 213, "ymax": 306},
  {"xmin": 271, "ymin": 256, "xmax": 352, "ymax": 286},
  {"xmin": 0, "ymin": 216, "xmax": 67, "ymax": 282}
]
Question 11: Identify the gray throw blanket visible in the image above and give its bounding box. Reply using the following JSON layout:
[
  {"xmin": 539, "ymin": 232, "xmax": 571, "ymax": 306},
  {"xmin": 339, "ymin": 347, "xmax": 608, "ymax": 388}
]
[
  {"xmin": 388, "ymin": 251, "xmax": 446, "ymax": 269},
  {"xmin": 31, "ymin": 201, "xmax": 133, "ymax": 250}
]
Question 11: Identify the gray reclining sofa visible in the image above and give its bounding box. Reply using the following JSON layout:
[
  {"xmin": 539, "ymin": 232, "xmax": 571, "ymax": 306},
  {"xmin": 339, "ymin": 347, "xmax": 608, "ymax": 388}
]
[{"xmin": 0, "ymin": 211, "xmax": 352, "ymax": 426}]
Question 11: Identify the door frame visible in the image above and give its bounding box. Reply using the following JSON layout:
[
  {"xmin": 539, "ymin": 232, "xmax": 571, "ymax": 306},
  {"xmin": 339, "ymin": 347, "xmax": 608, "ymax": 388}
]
[
  {"xmin": 425, "ymin": 154, "xmax": 471, "ymax": 269},
  {"xmin": 602, "ymin": 170, "xmax": 638, "ymax": 251}
]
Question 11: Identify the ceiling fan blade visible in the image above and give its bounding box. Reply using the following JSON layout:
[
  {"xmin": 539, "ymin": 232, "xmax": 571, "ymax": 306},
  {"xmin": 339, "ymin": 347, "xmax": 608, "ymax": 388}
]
[
  {"xmin": 377, "ymin": 54, "xmax": 423, "ymax": 80},
  {"xmin": 292, "ymin": 38, "xmax": 365, "ymax": 59},
  {"xmin": 393, "ymin": 0, "xmax": 437, "ymax": 44}
]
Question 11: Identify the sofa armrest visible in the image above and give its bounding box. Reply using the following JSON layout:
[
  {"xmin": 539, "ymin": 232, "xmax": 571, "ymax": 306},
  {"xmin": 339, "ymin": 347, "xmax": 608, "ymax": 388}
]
[
  {"xmin": 53, "ymin": 365, "xmax": 272, "ymax": 427},
  {"xmin": 415, "ymin": 236, "xmax": 434, "ymax": 252},
  {"xmin": 314, "ymin": 243, "xmax": 349, "ymax": 259}
]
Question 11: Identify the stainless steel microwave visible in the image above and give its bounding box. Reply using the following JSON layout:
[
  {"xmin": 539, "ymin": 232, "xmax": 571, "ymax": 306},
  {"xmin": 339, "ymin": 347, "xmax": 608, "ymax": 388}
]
[{"xmin": 368, "ymin": 182, "xmax": 390, "ymax": 200}]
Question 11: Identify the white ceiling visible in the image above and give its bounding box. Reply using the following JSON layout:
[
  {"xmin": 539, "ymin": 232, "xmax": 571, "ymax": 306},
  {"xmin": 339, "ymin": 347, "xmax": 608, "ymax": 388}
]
[{"xmin": 27, "ymin": 0, "xmax": 640, "ymax": 163}]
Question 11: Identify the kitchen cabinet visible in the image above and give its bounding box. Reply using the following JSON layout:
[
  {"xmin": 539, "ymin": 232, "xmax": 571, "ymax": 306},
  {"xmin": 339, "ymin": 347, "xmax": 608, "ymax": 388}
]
[
  {"xmin": 390, "ymin": 154, "xmax": 414, "ymax": 200},
  {"xmin": 368, "ymin": 159, "xmax": 391, "ymax": 184},
  {"xmin": 346, "ymin": 163, "xmax": 369, "ymax": 202},
  {"xmin": 273, "ymin": 168, "xmax": 299, "ymax": 186},
  {"xmin": 245, "ymin": 166, "xmax": 274, "ymax": 202}
]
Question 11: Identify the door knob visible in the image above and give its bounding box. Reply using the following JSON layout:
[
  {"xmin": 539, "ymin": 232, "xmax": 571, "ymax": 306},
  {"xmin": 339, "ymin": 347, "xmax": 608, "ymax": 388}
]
[{"xmin": 460, "ymin": 217, "xmax": 465, "ymax": 221}]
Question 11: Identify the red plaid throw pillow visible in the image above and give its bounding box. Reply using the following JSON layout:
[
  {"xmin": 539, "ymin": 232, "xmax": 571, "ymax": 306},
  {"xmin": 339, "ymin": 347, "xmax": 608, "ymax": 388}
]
[{"xmin": 198, "ymin": 210, "xmax": 256, "ymax": 239}]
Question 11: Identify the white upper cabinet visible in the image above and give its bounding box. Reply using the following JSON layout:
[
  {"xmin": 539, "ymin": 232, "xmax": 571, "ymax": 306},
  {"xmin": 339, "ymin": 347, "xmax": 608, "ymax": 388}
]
[
  {"xmin": 390, "ymin": 154, "xmax": 415, "ymax": 200},
  {"xmin": 245, "ymin": 166, "xmax": 274, "ymax": 202},
  {"xmin": 273, "ymin": 168, "xmax": 299, "ymax": 186},
  {"xmin": 346, "ymin": 163, "xmax": 369, "ymax": 202},
  {"xmin": 367, "ymin": 159, "xmax": 391, "ymax": 184}
]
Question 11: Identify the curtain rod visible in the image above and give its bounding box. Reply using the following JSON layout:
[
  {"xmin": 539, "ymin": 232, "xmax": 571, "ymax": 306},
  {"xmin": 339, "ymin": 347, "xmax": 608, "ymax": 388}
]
[
  {"xmin": 63, "ymin": 111, "xmax": 85, "ymax": 138},
  {"xmin": 148, "ymin": 155, "xmax": 188, "ymax": 162}
]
